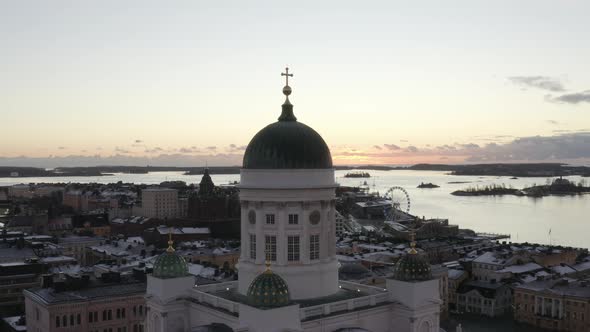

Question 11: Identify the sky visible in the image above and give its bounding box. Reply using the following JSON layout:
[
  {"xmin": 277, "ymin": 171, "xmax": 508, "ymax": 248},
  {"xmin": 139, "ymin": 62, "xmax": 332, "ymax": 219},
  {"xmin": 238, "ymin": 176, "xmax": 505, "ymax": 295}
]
[{"xmin": 1, "ymin": 0, "xmax": 589, "ymax": 167}]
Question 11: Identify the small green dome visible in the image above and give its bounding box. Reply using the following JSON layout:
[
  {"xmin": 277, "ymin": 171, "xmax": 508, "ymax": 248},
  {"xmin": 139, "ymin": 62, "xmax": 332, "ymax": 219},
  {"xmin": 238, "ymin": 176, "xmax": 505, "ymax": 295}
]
[
  {"xmin": 153, "ymin": 250, "xmax": 189, "ymax": 279},
  {"xmin": 393, "ymin": 252, "xmax": 432, "ymax": 282},
  {"xmin": 246, "ymin": 268, "xmax": 290, "ymax": 308}
]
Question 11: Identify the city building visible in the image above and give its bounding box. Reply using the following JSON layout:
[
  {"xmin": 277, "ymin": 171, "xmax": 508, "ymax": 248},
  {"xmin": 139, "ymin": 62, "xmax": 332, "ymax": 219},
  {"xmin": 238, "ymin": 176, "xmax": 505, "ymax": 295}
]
[
  {"xmin": 187, "ymin": 168, "xmax": 240, "ymax": 223},
  {"xmin": 335, "ymin": 211, "xmax": 345, "ymax": 237},
  {"xmin": 455, "ymin": 281, "xmax": 512, "ymax": 317},
  {"xmin": 514, "ymin": 278, "xmax": 590, "ymax": 332},
  {"xmin": 139, "ymin": 188, "xmax": 179, "ymax": 219},
  {"xmin": 0, "ymin": 260, "xmax": 44, "ymax": 316},
  {"xmin": 142, "ymin": 226, "xmax": 210, "ymax": 248},
  {"xmin": 71, "ymin": 213, "xmax": 111, "ymax": 237},
  {"xmin": 447, "ymin": 268, "xmax": 468, "ymax": 311},
  {"xmin": 24, "ymin": 274, "xmax": 147, "ymax": 332},
  {"xmin": 143, "ymin": 74, "xmax": 442, "ymax": 332},
  {"xmin": 59, "ymin": 235, "xmax": 104, "ymax": 266}
]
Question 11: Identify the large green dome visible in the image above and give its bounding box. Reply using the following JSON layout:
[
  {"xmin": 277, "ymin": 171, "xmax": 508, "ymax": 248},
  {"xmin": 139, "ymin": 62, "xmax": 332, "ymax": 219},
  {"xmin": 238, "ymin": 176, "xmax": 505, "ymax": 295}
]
[
  {"xmin": 393, "ymin": 251, "xmax": 432, "ymax": 282},
  {"xmin": 242, "ymin": 91, "xmax": 333, "ymax": 169},
  {"xmin": 246, "ymin": 267, "xmax": 290, "ymax": 308},
  {"xmin": 153, "ymin": 248, "xmax": 189, "ymax": 279}
]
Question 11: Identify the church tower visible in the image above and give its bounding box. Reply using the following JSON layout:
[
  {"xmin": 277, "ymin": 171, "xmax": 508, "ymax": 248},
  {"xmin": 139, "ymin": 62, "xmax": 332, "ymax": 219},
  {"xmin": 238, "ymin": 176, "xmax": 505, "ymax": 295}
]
[
  {"xmin": 145, "ymin": 234, "xmax": 193, "ymax": 332},
  {"xmin": 387, "ymin": 232, "xmax": 442, "ymax": 332},
  {"xmin": 237, "ymin": 68, "xmax": 339, "ymax": 300}
]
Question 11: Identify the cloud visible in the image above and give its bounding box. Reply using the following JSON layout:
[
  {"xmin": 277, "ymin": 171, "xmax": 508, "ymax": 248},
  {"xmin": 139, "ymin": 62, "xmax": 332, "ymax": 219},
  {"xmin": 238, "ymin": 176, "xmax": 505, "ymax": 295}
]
[
  {"xmin": 550, "ymin": 90, "xmax": 590, "ymax": 104},
  {"xmin": 57, "ymin": 146, "xmax": 66, "ymax": 150},
  {"xmin": 207, "ymin": 146, "xmax": 217, "ymax": 151},
  {"xmin": 384, "ymin": 144, "xmax": 400, "ymax": 150},
  {"xmin": 458, "ymin": 143, "xmax": 480, "ymax": 149},
  {"xmin": 465, "ymin": 132, "xmax": 590, "ymax": 162},
  {"xmin": 145, "ymin": 147, "xmax": 163, "ymax": 154},
  {"xmin": 135, "ymin": 139, "xmax": 143, "ymax": 143},
  {"xmin": 373, "ymin": 145, "xmax": 382, "ymax": 150},
  {"xmin": 547, "ymin": 120, "xmax": 560, "ymax": 125},
  {"xmin": 333, "ymin": 133, "xmax": 590, "ymax": 165},
  {"xmin": 508, "ymin": 76, "xmax": 565, "ymax": 92},
  {"xmin": 436, "ymin": 145, "xmax": 456, "ymax": 151},
  {"xmin": 227, "ymin": 144, "xmax": 247, "ymax": 152},
  {"xmin": 115, "ymin": 147, "xmax": 131, "ymax": 154},
  {"xmin": 0, "ymin": 153, "xmax": 244, "ymax": 168},
  {"xmin": 179, "ymin": 147, "xmax": 198, "ymax": 154}
]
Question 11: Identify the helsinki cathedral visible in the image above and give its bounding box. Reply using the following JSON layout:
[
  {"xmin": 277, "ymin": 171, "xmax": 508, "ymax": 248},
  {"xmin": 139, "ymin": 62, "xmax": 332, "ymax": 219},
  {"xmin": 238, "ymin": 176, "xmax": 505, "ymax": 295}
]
[{"xmin": 145, "ymin": 69, "xmax": 443, "ymax": 332}]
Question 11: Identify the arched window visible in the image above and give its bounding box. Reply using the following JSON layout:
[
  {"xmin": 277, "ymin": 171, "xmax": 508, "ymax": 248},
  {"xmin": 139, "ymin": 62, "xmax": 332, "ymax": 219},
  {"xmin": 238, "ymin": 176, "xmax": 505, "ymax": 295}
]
[
  {"xmin": 77, "ymin": 314, "xmax": 81, "ymax": 325},
  {"xmin": 55, "ymin": 316, "xmax": 60, "ymax": 327},
  {"xmin": 62, "ymin": 315, "xmax": 67, "ymax": 327},
  {"xmin": 103, "ymin": 310, "xmax": 107, "ymax": 321},
  {"xmin": 419, "ymin": 320, "xmax": 431, "ymax": 332},
  {"xmin": 107, "ymin": 310, "xmax": 112, "ymax": 320},
  {"xmin": 70, "ymin": 314, "xmax": 74, "ymax": 325}
]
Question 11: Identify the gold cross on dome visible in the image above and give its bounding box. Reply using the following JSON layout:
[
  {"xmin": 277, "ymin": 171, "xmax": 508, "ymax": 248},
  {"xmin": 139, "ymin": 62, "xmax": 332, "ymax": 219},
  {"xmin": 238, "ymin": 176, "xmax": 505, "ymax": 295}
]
[{"xmin": 281, "ymin": 67, "xmax": 293, "ymax": 86}]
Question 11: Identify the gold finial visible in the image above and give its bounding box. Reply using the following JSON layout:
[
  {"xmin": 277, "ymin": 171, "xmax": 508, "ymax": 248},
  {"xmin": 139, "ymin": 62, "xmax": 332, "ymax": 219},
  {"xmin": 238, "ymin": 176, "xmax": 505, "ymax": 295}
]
[
  {"xmin": 408, "ymin": 229, "xmax": 417, "ymax": 255},
  {"xmin": 166, "ymin": 227, "xmax": 175, "ymax": 253},
  {"xmin": 264, "ymin": 260, "xmax": 272, "ymax": 274}
]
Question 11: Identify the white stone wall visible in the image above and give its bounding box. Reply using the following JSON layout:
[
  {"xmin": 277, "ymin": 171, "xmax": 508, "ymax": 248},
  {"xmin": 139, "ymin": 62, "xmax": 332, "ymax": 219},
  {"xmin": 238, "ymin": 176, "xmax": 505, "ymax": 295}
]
[{"xmin": 238, "ymin": 169, "xmax": 339, "ymax": 300}]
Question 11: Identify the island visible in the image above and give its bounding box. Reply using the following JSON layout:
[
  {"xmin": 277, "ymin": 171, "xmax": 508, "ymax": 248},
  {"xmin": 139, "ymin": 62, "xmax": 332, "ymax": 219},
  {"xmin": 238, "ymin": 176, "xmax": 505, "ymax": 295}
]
[
  {"xmin": 417, "ymin": 182, "xmax": 440, "ymax": 188},
  {"xmin": 451, "ymin": 178, "xmax": 590, "ymax": 197},
  {"xmin": 344, "ymin": 171, "xmax": 371, "ymax": 178}
]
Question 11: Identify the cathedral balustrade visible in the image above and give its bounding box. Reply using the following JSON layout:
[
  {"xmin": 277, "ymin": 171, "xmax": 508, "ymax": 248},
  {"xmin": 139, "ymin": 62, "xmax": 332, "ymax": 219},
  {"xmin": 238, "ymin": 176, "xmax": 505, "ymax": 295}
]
[
  {"xmin": 191, "ymin": 281, "xmax": 240, "ymax": 315},
  {"xmin": 300, "ymin": 282, "xmax": 390, "ymax": 320}
]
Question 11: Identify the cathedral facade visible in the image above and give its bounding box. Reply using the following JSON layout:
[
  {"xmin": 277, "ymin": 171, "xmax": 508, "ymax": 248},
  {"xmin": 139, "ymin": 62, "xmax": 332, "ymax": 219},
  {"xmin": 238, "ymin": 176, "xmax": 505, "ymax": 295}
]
[{"xmin": 145, "ymin": 71, "xmax": 443, "ymax": 332}]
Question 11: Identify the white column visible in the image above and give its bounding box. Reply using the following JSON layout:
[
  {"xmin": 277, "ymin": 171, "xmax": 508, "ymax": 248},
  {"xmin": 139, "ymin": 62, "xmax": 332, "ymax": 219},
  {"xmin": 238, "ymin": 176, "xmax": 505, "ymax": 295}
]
[
  {"xmin": 542, "ymin": 297, "xmax": 545, "ymax": 316},
  {"xmin": 255, "ymin": 202, "xmax": 264, "ymax": 264},
  {"xmin": 551, "ymin": 298, "xmax": 556, "ymax": 318},
  {"xmin": 559, "ymin": 299, "xmax": 564, "ymax": 319},
  {"xmin": 301, "ymin": 201, "xmax": 310, "ymax": 264},
  {"xmin": 277, "ymin": 202, "xmax": 286, "ymax": 265}
]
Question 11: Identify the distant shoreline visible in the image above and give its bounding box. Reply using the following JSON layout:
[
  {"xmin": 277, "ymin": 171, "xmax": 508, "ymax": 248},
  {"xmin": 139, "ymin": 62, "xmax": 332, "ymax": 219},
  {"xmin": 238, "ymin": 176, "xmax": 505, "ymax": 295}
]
[{"xmin": 1, "ymin": 163, "xmax": 589, "ymax": 178}]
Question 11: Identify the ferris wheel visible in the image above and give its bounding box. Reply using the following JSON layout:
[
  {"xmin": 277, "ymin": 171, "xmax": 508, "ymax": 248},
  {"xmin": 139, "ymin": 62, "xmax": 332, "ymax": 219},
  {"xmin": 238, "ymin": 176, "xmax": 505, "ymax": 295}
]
[{"xmin": 384, "ymin": 186, "xmax": 411, "ymax": 221}]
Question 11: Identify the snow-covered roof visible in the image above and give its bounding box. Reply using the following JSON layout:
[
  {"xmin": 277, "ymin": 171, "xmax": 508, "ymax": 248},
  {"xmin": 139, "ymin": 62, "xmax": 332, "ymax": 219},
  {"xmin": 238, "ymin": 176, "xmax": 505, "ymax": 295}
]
[
  {"xmin": 497, "ymin": 262, "xmax": 543, "ymax": 274},
  {"xmin": 473, "ymin": 251, "xmax": 505, "ymax": 265},
  {"xmin": 551, "ymin": 265, "xmax": 576, "ymax": 275},
  {"xmin": 448, "ymin": 269, "xmax": 467, "ymax": 280},
  {"xmin": 156, "ymin": 226, "xmax": 210, "ymax": 235}
]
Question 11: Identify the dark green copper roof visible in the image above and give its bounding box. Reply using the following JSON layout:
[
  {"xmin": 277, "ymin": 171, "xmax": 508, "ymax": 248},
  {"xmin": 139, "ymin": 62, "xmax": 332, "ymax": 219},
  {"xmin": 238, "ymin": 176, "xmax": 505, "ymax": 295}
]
[
  {"xmin": 153, "ymin": 248, "xmax": 189, "ymax": 279},
  {"xmin": 246, "ymin": 267, "xmax": 290, "ymax": 308},
  {"xmin": 393, "ymin": 252, "xmax": 432, "ymax": 282},
  {"xmin": 242, "ymin": 96, "xmax": 333, "ymax": 169}
]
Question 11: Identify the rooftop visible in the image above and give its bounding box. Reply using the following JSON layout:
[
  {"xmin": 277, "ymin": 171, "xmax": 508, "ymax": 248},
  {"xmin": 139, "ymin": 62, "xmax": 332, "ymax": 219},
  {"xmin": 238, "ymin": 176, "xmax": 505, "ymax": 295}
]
[
  {"xmin": 25, "ymin": 280, "xmax": 146, "ymax": 304},
  {"xmin": 516, "ymin": 279, "xmax": 590, "ymax": 298}
]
